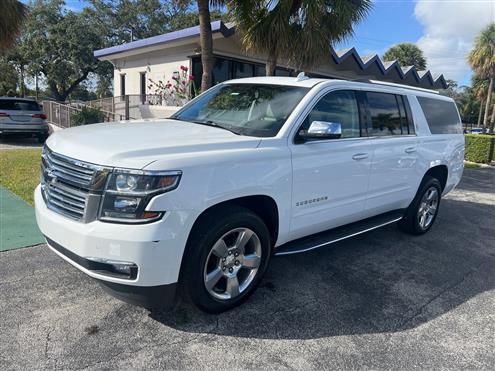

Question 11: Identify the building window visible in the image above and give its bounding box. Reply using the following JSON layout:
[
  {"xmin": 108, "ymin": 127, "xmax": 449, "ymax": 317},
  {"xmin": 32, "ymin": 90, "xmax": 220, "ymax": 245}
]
[
  {"xmin": 140, "ymin": 72, "xmax": 146, "ymax": 96},
  {"xmin": 191, "ymin": 56, "xmax": 267, "ymax": 89},
  {"xmin": 254, "ymin": 65, "xmax": 266, "ymax": 77},
  {"xmin": 120, "ymin": 74, "xmax": 126, "ymax": 97},
  {"xmin": 233, "ymin": 61, "xmax": 254, "ymax": 79}
]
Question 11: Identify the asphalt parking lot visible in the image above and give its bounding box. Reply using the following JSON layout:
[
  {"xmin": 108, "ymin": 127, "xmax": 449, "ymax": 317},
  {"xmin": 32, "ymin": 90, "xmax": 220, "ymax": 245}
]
[{"xmin": 1, "ymin": 168, "xmax": 494, "ymax": 370}]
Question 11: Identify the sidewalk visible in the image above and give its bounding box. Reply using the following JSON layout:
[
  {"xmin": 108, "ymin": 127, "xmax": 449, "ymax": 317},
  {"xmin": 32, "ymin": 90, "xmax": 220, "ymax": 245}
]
[{"xmin": 0, "ymin": 186, "xmax": 44, "ymax": 251}]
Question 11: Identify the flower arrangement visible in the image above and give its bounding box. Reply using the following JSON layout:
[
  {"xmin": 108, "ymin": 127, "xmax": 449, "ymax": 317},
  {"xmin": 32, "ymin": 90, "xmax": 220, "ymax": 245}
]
[{"xmin": 147, "ymin": 65, "xmax": 197, "ymax": 106}]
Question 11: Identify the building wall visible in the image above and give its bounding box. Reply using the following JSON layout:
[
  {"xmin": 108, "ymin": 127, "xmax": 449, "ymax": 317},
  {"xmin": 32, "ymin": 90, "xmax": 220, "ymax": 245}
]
[{"xmin": 111, "ymin": 44, "xmax": 195, "ymax": 97}]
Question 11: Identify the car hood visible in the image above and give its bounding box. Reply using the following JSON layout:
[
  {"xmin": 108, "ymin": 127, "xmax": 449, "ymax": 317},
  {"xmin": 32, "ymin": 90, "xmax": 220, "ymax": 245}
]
[{"xmin": 46, "ymin": 119, "xmax": 262, "ymax": 169}]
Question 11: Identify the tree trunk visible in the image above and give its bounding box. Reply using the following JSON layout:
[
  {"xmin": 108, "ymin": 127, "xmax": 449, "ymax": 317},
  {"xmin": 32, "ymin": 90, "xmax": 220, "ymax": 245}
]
[
  {"xmin": 198, "ymin": 0, "xmax": 213, "ymax": 92},
  {"xmin": 477, "ymin": 98, "xmax": 484, "ymax": 127},
  {"xmin": 19, "ymin": 65, "xmax": 25, "ymax": 97},
  {"xmin": 482, "ymin": 76, "xmax": 493, "ymax": 132},
  {"xmin": 489, "ymin": 101, "xmax": 495, "ymax": 134},
  {"xmin": 266, "ymin": 49, "xmax": 277, "ymax": 76}
]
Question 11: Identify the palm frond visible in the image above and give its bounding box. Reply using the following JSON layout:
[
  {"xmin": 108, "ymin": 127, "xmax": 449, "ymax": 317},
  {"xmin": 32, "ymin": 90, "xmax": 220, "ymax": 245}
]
[
  {"xmin": 0, "ymin": 0, "xmax": 28, "ymax": 49},
  {"xmin": 230, "ymin": 0, "xmax": 372, "ymax": 71},
  {"xmin": 468, "ymin": 23, "xmax": 495, "ymax": 77}
]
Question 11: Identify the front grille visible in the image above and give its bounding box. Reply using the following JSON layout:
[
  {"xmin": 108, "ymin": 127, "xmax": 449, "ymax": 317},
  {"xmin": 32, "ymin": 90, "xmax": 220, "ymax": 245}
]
[{"xmin": 41, "ymin": 146, "xmax": 110, "ymax": 222}]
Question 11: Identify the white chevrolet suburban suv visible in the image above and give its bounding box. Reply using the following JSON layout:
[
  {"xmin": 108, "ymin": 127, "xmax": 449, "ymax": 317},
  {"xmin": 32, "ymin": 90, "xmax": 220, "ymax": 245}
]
[{"xmin": 35, "ymin": 77, "xmax": 464, "ymax": 313}]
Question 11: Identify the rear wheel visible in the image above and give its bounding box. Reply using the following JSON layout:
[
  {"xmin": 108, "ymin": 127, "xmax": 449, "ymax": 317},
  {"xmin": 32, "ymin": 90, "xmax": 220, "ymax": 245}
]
[
  {"xmin": 181, "ymin": 205, "xmax": 271, "ymax": 313},
  {"xmin": 398, "ymin": 176, "xmax": 442, "ymax": 235}
]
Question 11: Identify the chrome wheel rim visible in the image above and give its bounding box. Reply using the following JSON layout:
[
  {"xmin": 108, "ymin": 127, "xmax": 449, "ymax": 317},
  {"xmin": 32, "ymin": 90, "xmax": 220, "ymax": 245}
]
[
  {"xmin": 203, "ymin": 227, "xmax": 262, "ymax": 300},
  {"xmin": 417, "ymin": 186, "xmax": 439, "ymax": 230}
]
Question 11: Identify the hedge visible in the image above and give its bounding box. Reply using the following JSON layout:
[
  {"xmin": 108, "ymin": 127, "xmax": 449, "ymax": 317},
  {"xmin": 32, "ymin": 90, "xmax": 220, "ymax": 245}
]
[{"xmin": 464, "ymin": 134, "xmax": 495, "ymax": 163}]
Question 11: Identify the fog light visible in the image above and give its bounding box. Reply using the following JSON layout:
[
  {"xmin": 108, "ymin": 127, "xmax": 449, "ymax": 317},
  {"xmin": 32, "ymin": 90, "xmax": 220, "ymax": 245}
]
[{"xmin": 86, "ymin": 257, "xmax": 138, "ymax": 279}]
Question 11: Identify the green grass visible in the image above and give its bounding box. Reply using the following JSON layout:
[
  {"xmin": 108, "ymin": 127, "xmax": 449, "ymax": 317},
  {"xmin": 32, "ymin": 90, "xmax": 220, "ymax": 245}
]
[
  {"xmin": 464, "ymin": 161, "xmax": 482, "ymax": 169},
  {"xmin": 0, "ymin": 149, "xmax": 41, "ymax": 205}
]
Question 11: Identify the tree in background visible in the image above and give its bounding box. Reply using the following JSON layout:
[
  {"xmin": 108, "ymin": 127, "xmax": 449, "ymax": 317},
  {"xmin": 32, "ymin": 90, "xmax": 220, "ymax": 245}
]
[
  {"xmin": 468, "ymin": 23, "xmax": 495, "ymax": 133},
  {"xmin": 0, "ymin": 0, "xmax": 27, "ymax": 49},
  {"xmin": 0, "ymin": 55, "xmax": 18, "ymax": 95},
  {"xmin": 87, "ymin": 0, "xmax": 212, "ymax": 44},
  {"xmin": 230, "ymin": 0, "xmax": 372, "ymax": 76},
  {"xmin": 20, "ymin": 0, "xmax": 110, "ymax": 101},
  {"xmin": 383, "ymin": 43, "xmax": 427, "ymax": 70},
  {"xmin": 88, "ymin": 0, "xmax": 221, "ymax": 92}
]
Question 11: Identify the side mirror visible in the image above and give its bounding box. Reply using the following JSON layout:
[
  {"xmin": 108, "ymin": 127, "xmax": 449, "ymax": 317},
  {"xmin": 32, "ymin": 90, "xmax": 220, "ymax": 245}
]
[{"xmin": 299, "ymin": 121, "xmax": 342, "ymax": 141}]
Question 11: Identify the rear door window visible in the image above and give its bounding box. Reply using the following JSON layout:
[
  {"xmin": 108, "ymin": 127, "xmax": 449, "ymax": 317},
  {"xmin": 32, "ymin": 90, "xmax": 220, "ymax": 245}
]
[
  {"xmin": 417, "ymin": 96, "xmax": 462, "ymax": 134},
  {"xmin": 366, "ymin": 92, "xmax": 403, "ymax": 136},
  {"xmin": 0, "ymin": 99, "xmax": 41, "ymax": 111}
]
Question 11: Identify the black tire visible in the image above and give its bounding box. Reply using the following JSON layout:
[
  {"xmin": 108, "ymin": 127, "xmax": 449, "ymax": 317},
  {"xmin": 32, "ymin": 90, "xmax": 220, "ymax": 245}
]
[
  {"xmin": 180, "ymin": 205, "xmax": 271, "ymax": 313},
  {"xmin": 37, "ymin": 134, "xmax": 49, "ymax": 143},
  {"xmin": 398, "ymin": 176, "xmax": 442, "ymax": 235}
]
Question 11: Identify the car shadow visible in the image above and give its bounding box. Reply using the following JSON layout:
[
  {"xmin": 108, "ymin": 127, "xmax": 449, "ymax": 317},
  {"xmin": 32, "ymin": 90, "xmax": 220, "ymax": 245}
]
[
  {"xmin": 0, "ymin": 135, "xmax": 43, "ymax": 148},
  {"xmin": 149, "ymin": 173, "xmax": 495, "ymax": 340}
]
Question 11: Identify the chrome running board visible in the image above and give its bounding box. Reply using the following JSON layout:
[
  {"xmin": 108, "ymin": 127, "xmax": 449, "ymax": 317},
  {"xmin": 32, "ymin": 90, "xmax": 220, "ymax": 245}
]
[{"xmin": 275, "ymin": 210, "xmax": 404, "ymax": 256}]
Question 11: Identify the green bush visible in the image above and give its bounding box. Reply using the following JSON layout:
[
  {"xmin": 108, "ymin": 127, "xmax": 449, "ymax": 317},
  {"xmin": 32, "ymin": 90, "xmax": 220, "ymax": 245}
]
[
  {"xmin": 71, "ymin": 106, "xmax": 105, "ymax": 126},
  {"xmin": 464, "ymin": 134, "xmax": 495, "ymax": 163}
]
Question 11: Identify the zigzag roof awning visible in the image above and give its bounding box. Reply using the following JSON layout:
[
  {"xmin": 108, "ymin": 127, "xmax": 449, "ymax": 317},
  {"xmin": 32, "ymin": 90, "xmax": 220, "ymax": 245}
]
[
  {"xmin": 329, "ymin": 47, "xmax": 446, "ymax": 89},
  {"xmin": 94, "ymin": 21, "xmax": 447, "ymax": 89}
]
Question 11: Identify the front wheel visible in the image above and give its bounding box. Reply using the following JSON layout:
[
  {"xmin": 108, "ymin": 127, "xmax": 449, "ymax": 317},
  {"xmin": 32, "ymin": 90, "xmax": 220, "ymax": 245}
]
[
  {"xmin": 181, "ymin": 205, "xmax": 271, "ymax": 313},
  {"xmin": 398, "ymin": 176, "xmax": 442, "ymax": 235}
]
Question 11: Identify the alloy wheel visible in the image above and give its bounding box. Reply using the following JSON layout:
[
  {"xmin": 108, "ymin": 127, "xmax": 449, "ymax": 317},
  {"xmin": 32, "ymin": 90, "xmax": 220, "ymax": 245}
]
[
  {"xmin": 417, "ymin": 186, "xmax": 439, "ymax": 230},
  {"xmin": 203, "ymin": 227, "xmax": 262, "ymax": 300}
]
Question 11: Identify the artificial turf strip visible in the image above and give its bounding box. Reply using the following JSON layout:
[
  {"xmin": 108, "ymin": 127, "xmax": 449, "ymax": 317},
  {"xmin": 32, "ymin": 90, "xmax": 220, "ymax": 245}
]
[{"xmin": 0, "ymin": 186, "xmax": 44, "ymax": 251}]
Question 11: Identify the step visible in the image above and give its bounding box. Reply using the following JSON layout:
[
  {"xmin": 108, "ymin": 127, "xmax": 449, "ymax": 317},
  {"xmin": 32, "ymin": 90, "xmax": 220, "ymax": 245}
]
[{"xmin": 274, "ymin": 209, "xmax": 405, "ymax": 256}]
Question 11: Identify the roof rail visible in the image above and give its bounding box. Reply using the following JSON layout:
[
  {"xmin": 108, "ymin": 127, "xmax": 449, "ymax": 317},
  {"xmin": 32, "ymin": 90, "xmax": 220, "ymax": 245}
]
[{"xmin": 353, "ymin": 79, "xmax": 440, "ymax": 94}]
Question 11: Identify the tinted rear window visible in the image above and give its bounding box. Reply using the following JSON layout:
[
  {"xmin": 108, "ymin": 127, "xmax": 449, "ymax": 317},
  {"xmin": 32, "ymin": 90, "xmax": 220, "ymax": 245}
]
[
  {"xmin": 366, "ymin": 92, "xmax": 402, "ymax": 136},
  {"xmin": 0, "ymin": 99, "xmax": 41, "ymax": 111},
  {"xmin": 417, "ymin": 97, "xmax": 461, "ymax": 134}
]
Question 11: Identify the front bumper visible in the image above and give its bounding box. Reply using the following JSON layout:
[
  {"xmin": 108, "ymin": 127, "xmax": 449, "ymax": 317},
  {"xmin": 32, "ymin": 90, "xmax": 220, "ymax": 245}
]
[
  {"xmin": 0, "ymin": 123, "xmax": 49, "ymax": 134},
  {"xmin": 34, "ymin": 185, "xmax": 196, "ymax": 290}
]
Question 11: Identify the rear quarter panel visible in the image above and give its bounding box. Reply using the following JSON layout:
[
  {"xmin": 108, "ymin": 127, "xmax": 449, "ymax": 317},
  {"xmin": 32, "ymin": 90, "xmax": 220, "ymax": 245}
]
[{"xmin": 408, "ymin": 94, "xmax": 464, "ymax": 195}]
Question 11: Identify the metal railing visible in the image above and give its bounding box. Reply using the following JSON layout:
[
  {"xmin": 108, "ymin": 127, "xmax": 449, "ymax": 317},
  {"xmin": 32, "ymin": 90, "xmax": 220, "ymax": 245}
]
[
  {"xmin": 42, "ymin": 94, "xmax": 172, "ymax": 128},
  {"xmin": 42, "ymin": 100, "xmax": 126, "ymax": 128}
]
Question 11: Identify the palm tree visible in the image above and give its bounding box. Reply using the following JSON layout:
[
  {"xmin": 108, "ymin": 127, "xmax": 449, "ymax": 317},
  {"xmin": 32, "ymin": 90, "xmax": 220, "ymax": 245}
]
[
  {"xmin": 383, "ymin": 43, "xmax": 427, "ymax": 70},
  {"xmin": 230, "ymin": 0, "xmax": 372, "ymax": 75},
  {"xmin": 0, "ymin": 0, "xmax": 27, "ymax": 49},
  {"xmin": 472, "ymin": 75, "xmax": 489, "ymax": 127},
  {"xmin": 197, "ymin": 0, "xmax": 225, "ymax": 91},
  {"xmin": 468, "ymin": 23, "xmax": 495, "ymax": 133}
]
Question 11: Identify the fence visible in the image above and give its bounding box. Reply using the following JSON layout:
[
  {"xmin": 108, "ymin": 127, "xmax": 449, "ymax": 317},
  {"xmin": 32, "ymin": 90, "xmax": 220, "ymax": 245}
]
[
  {"xmin": 42, "ymin": 94, "xmax": 174, "ymax": 128},
  {"xmin": 42, "ymin": 100, "xmax": 126, "ymax": 129}
]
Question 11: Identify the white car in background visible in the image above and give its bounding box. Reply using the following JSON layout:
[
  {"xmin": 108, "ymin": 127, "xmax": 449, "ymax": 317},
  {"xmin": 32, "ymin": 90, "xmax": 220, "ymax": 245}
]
[{"xmin": 35, "ymin": 76, "xmax": 464, "ymax": 313}]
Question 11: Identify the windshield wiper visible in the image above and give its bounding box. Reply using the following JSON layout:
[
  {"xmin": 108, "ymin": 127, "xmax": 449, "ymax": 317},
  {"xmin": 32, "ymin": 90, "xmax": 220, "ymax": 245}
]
[
  {"xmin": 169, "ymin": 116, "xmax": 242, "ymax": 135},
  {"xmin": 190, "ymin": 119, "xmax": 242, "ymax": 135}
]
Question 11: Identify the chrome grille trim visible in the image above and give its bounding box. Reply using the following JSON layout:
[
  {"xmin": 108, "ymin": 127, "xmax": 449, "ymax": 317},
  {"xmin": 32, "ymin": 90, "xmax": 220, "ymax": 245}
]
[{"xmin": 41, "ymin": 146, "xmax": 111, "ymax": 222}]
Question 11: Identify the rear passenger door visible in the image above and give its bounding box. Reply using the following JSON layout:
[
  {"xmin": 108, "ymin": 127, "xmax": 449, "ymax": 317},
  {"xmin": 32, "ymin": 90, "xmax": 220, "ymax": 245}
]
[
  {"xmin": 363, "ymin": 91, "xmax": 419, "ymax": 216},
  {"xmin": 289, "ymin": 89, "xmax": 373, "ymax": 240}
]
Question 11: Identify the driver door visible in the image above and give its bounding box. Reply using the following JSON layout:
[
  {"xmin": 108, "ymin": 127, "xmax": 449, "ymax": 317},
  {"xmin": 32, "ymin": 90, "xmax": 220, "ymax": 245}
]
[{"xmin": 289, "ymin": 89, "xmax": 373, "ymax": 240}]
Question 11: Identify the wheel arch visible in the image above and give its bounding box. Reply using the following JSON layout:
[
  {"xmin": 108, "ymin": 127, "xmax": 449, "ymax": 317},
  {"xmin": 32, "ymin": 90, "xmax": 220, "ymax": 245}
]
[
  {"xmin": 424, "ymin": 165, "xmax": 448, "ymax": 191},
  {"xmin": 189, "ymin": 195, "xmax": 280, "ymax": 247}
]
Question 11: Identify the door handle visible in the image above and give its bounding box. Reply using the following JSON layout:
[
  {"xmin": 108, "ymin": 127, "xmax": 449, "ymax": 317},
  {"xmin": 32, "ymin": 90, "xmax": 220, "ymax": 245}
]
[
  {"xmin": 352, "ymin": 153, "xmax": 369, "ymax": 160},
  {"xmin": 404, "ymin": 147, "xmax": 417, "ymax": 154}
]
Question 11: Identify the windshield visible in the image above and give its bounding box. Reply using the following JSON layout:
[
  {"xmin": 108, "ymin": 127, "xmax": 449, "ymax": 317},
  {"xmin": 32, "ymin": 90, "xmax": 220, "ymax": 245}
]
[{"xmin": 171, "ymin": 84, "xmax": 310, "ymax": 137}]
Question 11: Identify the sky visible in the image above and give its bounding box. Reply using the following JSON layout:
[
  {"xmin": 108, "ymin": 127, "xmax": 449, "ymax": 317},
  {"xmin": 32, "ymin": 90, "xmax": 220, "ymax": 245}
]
[{"xmin": 24, "ymin": 0, "xmax": 495, "ymax": 86}]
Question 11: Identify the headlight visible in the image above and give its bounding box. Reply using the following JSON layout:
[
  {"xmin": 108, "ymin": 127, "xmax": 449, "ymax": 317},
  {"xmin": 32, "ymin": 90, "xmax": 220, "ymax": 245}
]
[{"xmin": 99, "ymin": 169, "xmax": 181, "ymax": 223}]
